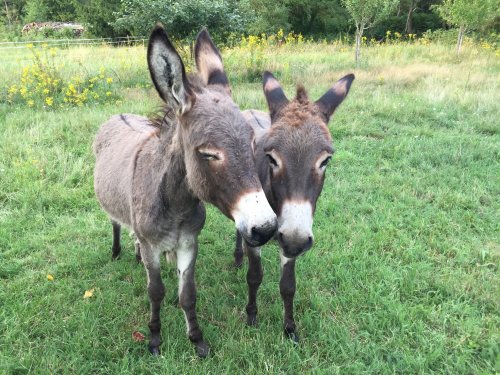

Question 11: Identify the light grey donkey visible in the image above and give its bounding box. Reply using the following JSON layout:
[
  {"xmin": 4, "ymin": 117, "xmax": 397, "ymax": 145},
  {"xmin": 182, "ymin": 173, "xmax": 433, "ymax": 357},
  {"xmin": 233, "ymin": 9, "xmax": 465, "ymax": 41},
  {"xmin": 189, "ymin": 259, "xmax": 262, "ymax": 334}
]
[{"xmin": 93, "ymin": 26, "xmax": 277, "ymax": 357}]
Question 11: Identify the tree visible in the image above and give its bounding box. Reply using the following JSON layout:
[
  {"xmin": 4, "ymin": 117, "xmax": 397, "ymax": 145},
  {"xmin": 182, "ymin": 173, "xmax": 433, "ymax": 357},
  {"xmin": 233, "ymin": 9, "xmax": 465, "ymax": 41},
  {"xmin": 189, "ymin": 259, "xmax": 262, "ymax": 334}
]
[
  {"xmin": 112, "ymin": 0, "xmax": 249, "ymax": 41},
  {"xmin": 403, "ymin": 0, "xmax": 420, "ymax": 34},
  {"xmin": 342, "ymin": 0, "xmax": 398, "ymax": 66},
  {"xmin": 248, "ymin": 0, "xmax": 349, "ymax": 37},
  {"xmin": 24, "ymin": 0, "xmax": 76, "ymax": 22},
  {"xmin": 432, "ymin": 0, "xmax": 499, "ymax": 54},
  {"xmin": 73, "ymin": 0, "xmax": 121, "ymax": 37}
]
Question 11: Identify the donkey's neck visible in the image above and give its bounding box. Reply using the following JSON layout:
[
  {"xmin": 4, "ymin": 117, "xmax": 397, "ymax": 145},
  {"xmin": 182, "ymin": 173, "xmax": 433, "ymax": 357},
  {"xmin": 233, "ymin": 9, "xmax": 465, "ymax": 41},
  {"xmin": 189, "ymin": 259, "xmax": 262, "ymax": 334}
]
[{"xmin": 156, "ymin": 120, "xmax": 198, "ymax": 210}]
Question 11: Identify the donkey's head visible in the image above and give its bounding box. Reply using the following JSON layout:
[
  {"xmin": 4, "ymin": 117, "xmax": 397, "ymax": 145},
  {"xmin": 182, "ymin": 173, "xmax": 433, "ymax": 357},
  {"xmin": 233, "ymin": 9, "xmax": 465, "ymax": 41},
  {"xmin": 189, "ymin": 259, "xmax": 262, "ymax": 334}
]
[
  {"xmin": 147, "ymin": 26, "xmax": 276, "ymax": 246},
  {"xmin": 257, "ymin": 71, "xmax": 354, "ymax": 258}
]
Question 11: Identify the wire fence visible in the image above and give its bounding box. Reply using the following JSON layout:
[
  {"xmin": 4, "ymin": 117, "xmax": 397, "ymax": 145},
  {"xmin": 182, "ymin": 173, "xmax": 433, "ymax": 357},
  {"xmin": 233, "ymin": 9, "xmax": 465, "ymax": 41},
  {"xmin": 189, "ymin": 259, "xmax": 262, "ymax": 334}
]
[{"xmin": 0, "ymin": 36, "xmax": 148, "ymax": 50}]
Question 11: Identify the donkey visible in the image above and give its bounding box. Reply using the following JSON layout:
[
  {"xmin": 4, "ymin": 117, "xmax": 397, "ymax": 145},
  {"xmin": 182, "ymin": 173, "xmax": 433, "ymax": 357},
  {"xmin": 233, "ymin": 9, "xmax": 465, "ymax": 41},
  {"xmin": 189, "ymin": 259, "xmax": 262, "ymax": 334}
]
[
  {"xmin": 233, "ymin": 71, "xmax": 354, "ymax": 342},
  {"xmin": 93, "ymin": 26, "xmax": 277, "ymax": 357}
]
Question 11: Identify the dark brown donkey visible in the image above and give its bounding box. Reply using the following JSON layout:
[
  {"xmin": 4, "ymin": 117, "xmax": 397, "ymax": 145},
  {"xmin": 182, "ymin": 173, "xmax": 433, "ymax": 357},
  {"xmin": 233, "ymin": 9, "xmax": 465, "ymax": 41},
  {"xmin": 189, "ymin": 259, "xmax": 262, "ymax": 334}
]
[
  {"xmin": 93, "ymin": 26, "xmax": 277, "ymax": 357},
  {"xmin": 234, "ymin": 71, "xmax": 354, "ymax": 342}
]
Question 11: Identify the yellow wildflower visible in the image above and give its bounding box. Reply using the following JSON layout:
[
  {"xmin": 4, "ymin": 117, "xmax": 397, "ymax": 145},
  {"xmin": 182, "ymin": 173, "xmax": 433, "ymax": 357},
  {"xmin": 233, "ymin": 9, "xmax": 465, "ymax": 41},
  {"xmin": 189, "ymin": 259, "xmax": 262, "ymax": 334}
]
[
  {"xmin": 106, "ymin": 77, "xmax": 113, "ymax": 84},
  {"xmin": 27, "ymin": 99, "xmax": 35, "ymax": 107},
  {"xmin": 47, "ymin": 274, "xmax": 54, "ymax": 281},
  {"xmin": 8, "ymin": 85, "xmax": 18, "ymax": 94},
  {"xmin": 45, "ymin": 97, "xmax": 53, "ymax": 106}
]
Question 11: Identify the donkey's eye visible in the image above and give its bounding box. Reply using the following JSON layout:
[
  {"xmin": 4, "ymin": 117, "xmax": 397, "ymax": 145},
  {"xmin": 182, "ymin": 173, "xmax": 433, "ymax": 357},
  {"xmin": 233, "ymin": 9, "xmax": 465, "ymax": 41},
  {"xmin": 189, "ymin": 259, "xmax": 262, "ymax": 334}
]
[
  {"xmin": 319, "ymin": 156, "xmax": 331, "ymax": 169},
  {"xmin": 267, "ymin": 154, "xmax": 278, "ymax": 168},
  {"xmin": 199, "ymin": 152, "xmax": 220, "ymax": 161}
]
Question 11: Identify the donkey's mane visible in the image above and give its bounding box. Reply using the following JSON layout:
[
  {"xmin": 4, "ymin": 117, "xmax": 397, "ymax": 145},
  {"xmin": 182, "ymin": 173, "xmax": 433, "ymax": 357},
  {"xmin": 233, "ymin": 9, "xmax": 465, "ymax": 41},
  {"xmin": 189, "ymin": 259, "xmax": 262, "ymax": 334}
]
[{"xmin": 275, "ymin": 85, "xmax": 323, "ymax": 128}]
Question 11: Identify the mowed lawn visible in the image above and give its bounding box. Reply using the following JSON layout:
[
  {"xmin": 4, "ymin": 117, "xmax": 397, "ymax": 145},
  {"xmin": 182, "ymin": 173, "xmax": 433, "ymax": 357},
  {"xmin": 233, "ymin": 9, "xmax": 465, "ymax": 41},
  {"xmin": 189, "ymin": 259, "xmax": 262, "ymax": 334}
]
[{"xmin": 0, "ymin": 40, "xmax": 499, "ymax": 374}]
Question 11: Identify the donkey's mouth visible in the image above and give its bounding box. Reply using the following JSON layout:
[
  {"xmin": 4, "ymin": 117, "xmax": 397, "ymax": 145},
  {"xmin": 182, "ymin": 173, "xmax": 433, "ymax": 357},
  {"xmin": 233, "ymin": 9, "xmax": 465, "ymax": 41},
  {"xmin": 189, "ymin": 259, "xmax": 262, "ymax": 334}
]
[{"xmin": 242, "ymin": 224, "xmax": 276, "ymax": 247}]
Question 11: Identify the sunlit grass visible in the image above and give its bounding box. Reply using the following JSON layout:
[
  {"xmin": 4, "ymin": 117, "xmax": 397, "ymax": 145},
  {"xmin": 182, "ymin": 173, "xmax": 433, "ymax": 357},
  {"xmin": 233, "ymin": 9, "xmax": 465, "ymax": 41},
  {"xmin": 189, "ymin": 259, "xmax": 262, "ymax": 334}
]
[{"xmin": 0, "ymin": 37, "xmax": 498, "ymax": 373}]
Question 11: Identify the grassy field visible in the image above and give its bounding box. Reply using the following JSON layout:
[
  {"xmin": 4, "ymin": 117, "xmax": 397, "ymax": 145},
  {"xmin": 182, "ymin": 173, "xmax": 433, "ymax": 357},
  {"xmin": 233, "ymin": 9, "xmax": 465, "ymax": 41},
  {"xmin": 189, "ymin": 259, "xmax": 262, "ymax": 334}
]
[{"xmin": 0, "ymin": 38, "xmax": 499, "ymax": 374}]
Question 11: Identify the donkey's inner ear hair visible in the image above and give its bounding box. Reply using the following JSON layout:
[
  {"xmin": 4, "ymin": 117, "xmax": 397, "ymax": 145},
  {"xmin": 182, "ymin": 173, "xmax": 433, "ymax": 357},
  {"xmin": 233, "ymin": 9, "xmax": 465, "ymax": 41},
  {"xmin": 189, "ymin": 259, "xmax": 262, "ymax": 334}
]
[
  {"xmin": 315, "ymin": 73, "xmax": 355, "ymax": 123},
  {"xmin": 147, "ymin": 25, "xmax": 194, "ymax": 114}
]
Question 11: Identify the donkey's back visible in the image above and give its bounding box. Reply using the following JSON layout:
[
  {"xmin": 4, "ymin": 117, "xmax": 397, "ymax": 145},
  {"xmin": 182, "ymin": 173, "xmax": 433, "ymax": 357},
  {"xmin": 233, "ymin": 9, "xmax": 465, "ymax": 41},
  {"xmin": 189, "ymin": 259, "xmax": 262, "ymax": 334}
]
[
  {"xmin": 93, "ymin": 114, "xmax": 159, "ymax": 226},
  {"xmin": 243, "ymin": 109, "xmax": 270, "ymax": 141}
]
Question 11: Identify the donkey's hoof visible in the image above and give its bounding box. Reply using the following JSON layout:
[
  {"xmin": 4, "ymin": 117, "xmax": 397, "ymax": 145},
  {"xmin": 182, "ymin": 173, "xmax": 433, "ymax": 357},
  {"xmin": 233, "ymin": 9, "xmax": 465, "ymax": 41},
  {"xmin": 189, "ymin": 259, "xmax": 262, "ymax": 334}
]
[
  {"xmin": 247, "ymin": 314, "xmax": 258, "ymax": 326},
  {"xmin": 111, "ymin": 246, "xmax": 121, "ymax": 260},
  {"xmin": 135, "ymin": 253, "xmax": 142, "ymax": 264},
  {"xmin": 149, "ymin": 345, "xmax": 160, "ymax": 356},
  {"xmin": 196, "ymin": 341, "xmax": 210, "ymax": 358},
  {"xmin": 284, "ymin": 329, "xmax": 300, "ymax": 344}
]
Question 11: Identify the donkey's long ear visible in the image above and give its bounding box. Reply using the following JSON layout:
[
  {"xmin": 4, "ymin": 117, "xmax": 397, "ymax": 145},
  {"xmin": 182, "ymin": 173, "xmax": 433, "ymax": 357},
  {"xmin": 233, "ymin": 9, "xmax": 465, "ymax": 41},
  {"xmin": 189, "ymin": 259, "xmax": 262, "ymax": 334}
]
[
  {"xmin": 195, "ymin": 28, "xmax": 230, "ymax": 93},
  {"xmin": 147, "ymin": 25, "xmax": 194, "ymax": 114},
  {"xmin": 263, "ymin": 71, "xmax": 289, "ymax": 122},
  {"xmin": 315, "ymin": 73, "xmax": 355, "ymax": 123}
]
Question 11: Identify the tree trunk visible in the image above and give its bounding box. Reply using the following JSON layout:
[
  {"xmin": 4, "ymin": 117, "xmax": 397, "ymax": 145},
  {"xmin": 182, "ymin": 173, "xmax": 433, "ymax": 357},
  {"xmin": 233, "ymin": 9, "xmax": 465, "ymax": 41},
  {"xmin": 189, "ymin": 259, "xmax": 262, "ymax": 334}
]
[
  {"xmin": 355, "ymin": 24, "xmax": 363, "ymax": 67},
  {"xmin": 456, "ymin": 25, "xmax": 466, "ymax": 54},
  {"xmin": 4, "ymin": 0, "xmax": 11, "ymax": 27},
  {"xmin": 405, "ymin": 0, "xmax": 416, "ymax": 34}
]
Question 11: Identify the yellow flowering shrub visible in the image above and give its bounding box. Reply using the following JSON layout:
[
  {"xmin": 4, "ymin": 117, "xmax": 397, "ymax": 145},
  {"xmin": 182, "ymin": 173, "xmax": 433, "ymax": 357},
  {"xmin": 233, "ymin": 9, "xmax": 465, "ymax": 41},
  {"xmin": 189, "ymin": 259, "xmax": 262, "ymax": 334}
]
[{"xmin": 4, "ymin": 45, "xmax": 118, "ymax": 109}]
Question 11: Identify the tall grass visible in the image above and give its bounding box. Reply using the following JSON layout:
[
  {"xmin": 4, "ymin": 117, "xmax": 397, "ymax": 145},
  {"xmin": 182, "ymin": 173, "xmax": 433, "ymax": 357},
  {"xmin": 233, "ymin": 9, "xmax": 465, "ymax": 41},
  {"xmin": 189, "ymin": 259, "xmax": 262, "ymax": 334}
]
[{"xmin": 0, "ymin": 37, "xmax": 498, "ymax": 374}]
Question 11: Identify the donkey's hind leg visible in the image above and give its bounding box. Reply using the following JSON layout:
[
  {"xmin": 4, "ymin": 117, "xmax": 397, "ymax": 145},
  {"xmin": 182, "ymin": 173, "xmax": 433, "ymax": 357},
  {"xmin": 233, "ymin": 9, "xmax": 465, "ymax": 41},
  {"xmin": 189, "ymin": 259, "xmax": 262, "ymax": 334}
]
[
  {"xmin": 233, "ymin": 230, "xmax": 244, "ymax": 268},
  {"xmin": 111, "ymin": 220, "xmax": 122, "ymax": 260}
]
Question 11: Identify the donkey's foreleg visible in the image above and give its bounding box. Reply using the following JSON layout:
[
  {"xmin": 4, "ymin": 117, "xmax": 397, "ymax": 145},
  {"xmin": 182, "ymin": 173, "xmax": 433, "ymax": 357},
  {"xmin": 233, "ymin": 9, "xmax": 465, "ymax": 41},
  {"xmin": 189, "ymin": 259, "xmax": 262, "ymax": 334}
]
[
  {"xmin": 279, "ymin": 252, "xmax": 299, "ymax": 343},
  {"xmin": 245, "ymin": 244, "xmax": 263, "ymax": 326},
  {"xmin": 141, "ymin": 244, "xmax": 165, "ymax": 355},
  {"xmin": 133, "ymin": 235, "xmax": 142, "ymax": 263},
  {"xmin": 111, "ymin": 220, "xmax": 122, "ymax": 260},
  {"xmin": 177, "ymin": 237, "xmax": 209, "ymax": 358},
  {"xmin": 233, "ymin": 230, "xmax": 244, "ymax": 268}
]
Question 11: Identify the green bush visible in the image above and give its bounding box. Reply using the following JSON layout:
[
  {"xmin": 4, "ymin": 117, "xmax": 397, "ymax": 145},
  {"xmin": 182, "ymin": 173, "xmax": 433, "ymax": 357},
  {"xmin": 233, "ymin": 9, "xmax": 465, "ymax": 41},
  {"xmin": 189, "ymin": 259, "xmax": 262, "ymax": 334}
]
[
  {"xmin": 112, "ymin": 0, "xmax": 250, "ymax": 41},
  {"xmin": 24, "ymin": 0, "xmax": 77, "ymax": 22},
  {"xmin": 248, "ymin": 0, "xmax": 350, "ymax": 37},
  {"xmin": 73, "ymin": 0, "xmax": 122, "ymax": 38}
]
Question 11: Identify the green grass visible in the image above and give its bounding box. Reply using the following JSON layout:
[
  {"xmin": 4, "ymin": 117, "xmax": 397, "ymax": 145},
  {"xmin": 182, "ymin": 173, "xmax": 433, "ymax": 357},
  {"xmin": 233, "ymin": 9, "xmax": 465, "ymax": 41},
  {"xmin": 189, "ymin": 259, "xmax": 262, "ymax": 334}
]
[{"xmin": 0, "ymin": 41, "xmax": 499, "ymax": 374}]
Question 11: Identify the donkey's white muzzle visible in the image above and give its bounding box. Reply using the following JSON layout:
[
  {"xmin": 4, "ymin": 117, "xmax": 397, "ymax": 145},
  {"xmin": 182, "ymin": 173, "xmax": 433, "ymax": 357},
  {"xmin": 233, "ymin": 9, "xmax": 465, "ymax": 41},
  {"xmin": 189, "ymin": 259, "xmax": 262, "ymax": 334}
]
[
  {"xmin": 232, "ymin": 190, "xmax": 277, "ymax": 246},
  {"xmin": 277, "ymin": 200, "xmax": 314, "ymax": 257}
]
